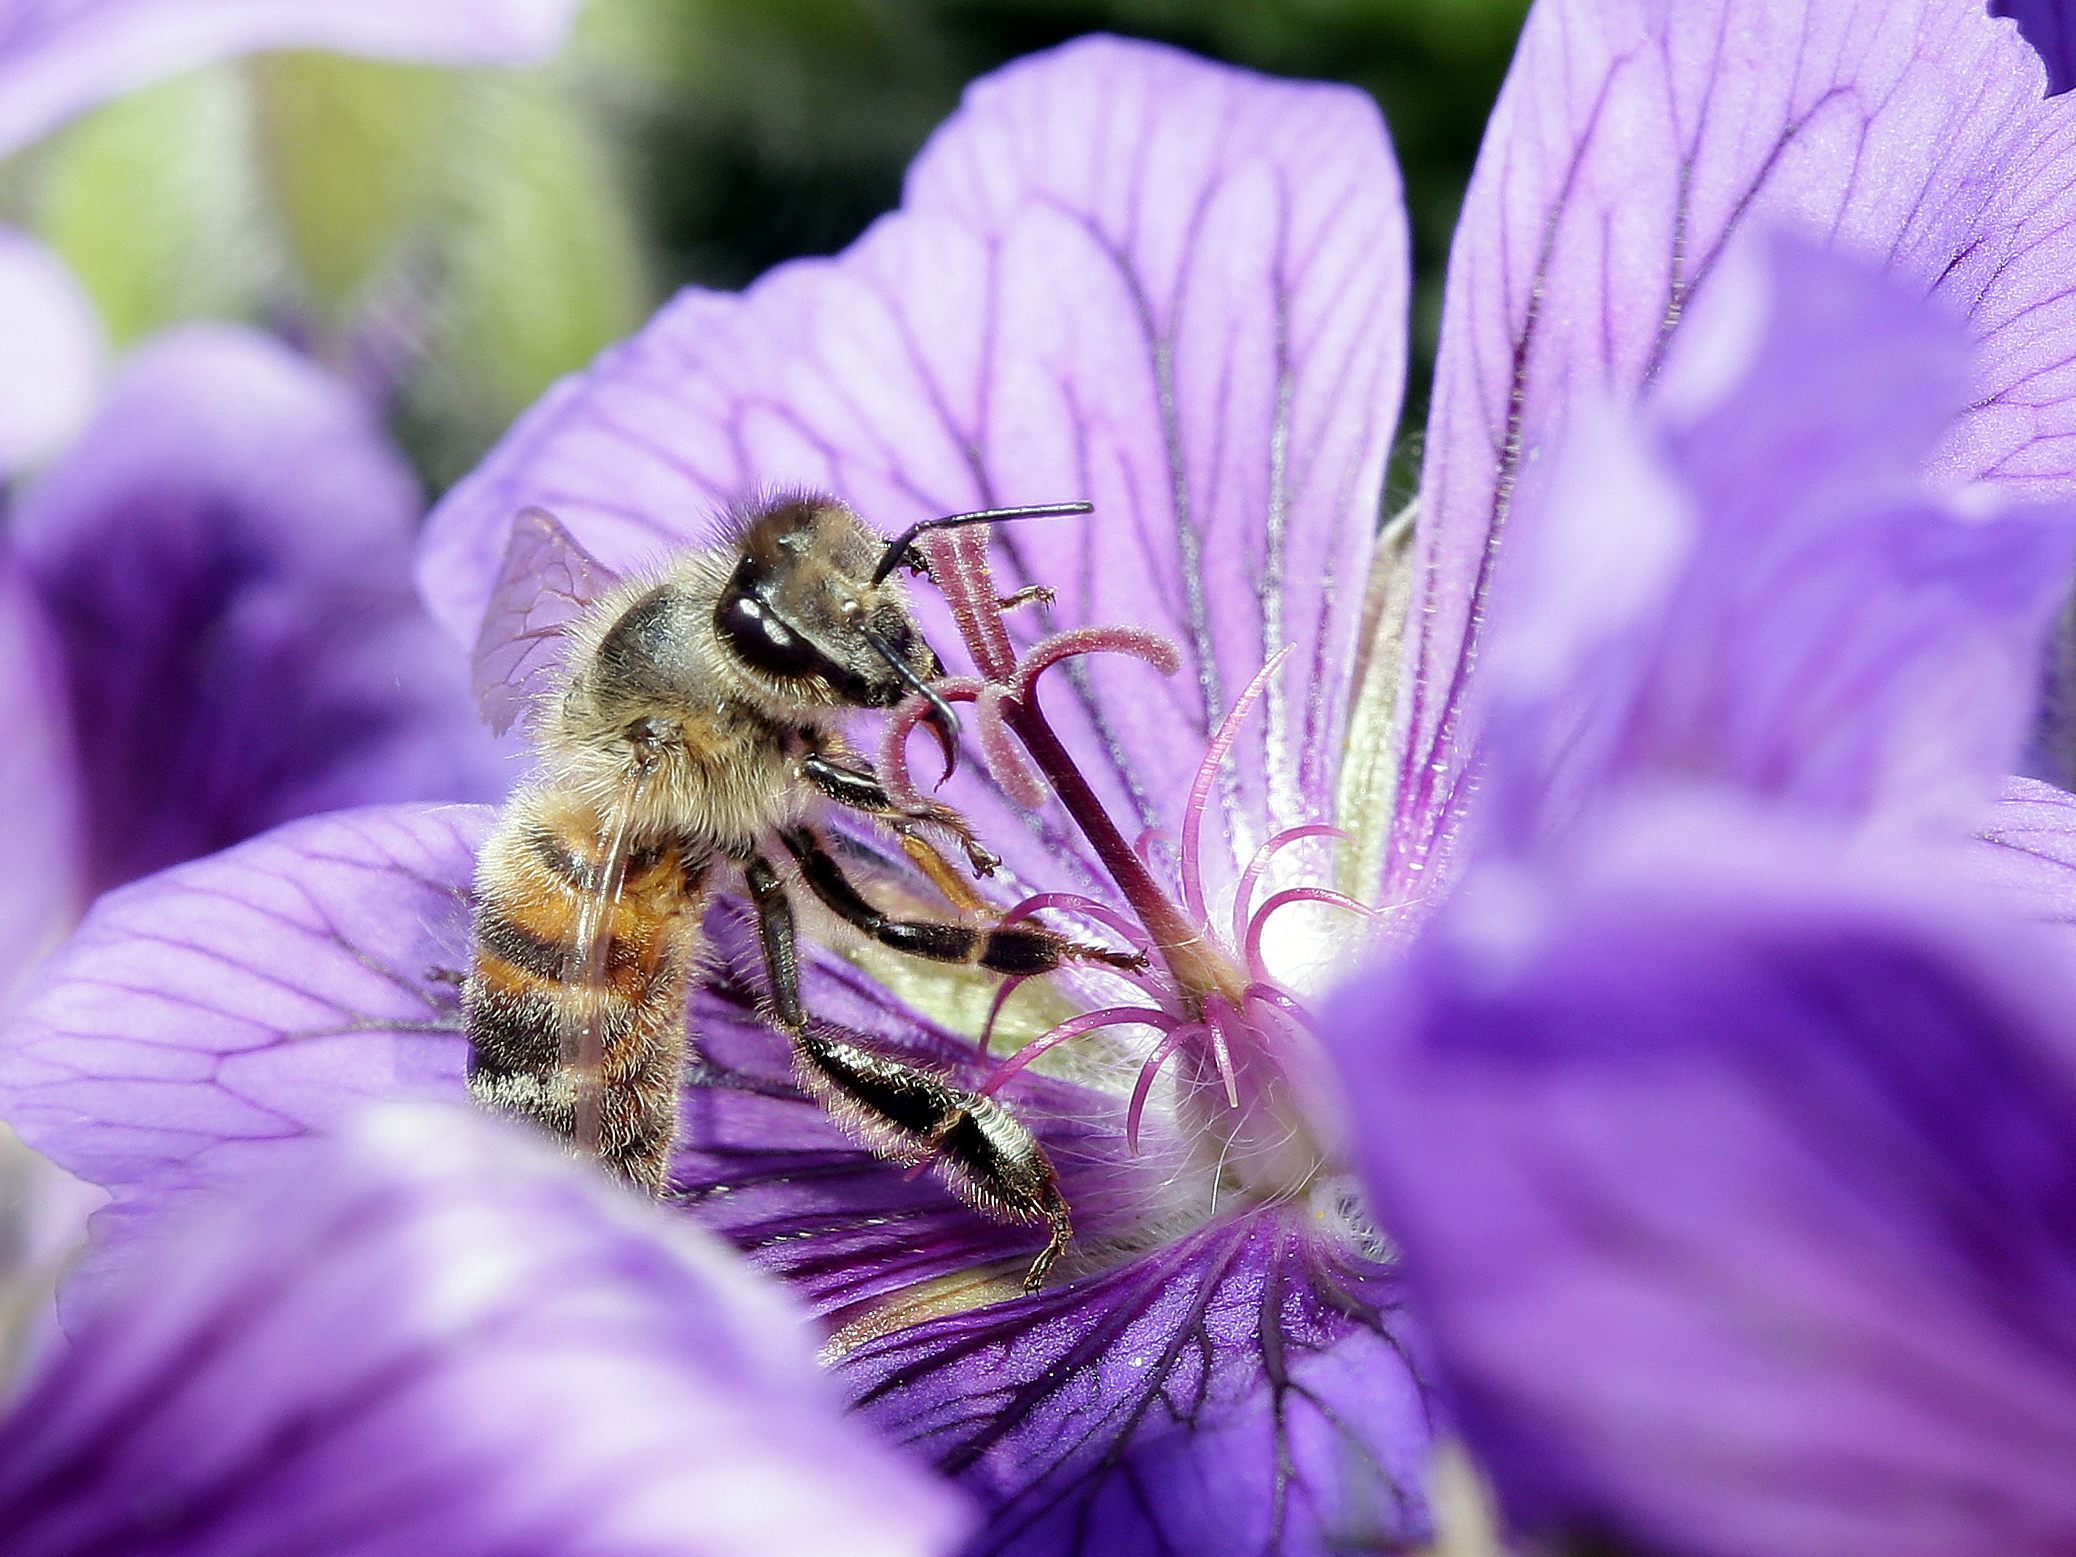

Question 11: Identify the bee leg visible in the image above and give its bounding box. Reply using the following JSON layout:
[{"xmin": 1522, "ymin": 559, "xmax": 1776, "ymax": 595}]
[
  {"xmin": 895, "ymin": 832, "xmax": 994, "ymax": 914},
  {"xmin": 995, "ymin": 583, "xmax": 1055, "ymax": 613},
  {"xmin": 799, "ymin": 749, "xmax": 1001, "ymax": 878},
  {"xmin": 791, "ymin": 1030, "xmax": 1073, "ymax": 1290},
  {"xmin": 741, "ymin": 850, "xmax": 1073, "ymax": 1290},
  {"xmin": 780, "ymin": 827, "xmax": 1142, "ymax": 974},
  {"xmin": 742, "ymin": 853, "xmax": 806, "ymax": 1032}
]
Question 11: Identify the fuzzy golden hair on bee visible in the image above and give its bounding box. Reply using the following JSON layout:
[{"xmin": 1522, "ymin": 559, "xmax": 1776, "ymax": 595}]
[{"xmin": 462, "ymin": 492, "xmax": 1125, "ymax": 1290}]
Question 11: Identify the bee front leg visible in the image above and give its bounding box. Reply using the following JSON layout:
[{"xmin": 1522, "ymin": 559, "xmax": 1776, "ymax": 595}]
[
  {"xmin": 799, "ymin": 748, "xmax": 1000, "ymax": 879},
  {"xmin": 739, "ymin": 850, "xmax": 1072, "ymax": 1290}
]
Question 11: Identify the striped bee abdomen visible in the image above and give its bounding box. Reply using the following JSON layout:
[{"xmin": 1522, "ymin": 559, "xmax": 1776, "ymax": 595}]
[{"xmin": 465, "ymin": 787, "xmax": 710, "ymax": 1193}]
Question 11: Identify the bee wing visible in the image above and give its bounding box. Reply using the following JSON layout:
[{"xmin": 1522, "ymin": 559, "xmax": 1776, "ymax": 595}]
[{"xmin": 471, "ymin": 506, "xmax": 624, "ymax": 736}]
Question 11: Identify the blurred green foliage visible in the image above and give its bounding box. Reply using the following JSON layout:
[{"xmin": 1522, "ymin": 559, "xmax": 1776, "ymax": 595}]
[
  {"xmin": 249, "ymin": 56, "xmax": 460, "ymax": 318},
  {"xmin": 35, "ymin": 70, "xmax": 266, "ymax": 347},
  {"xmin": 7, "ymin": 0, "xmax": 1529, "ymax": 492}
]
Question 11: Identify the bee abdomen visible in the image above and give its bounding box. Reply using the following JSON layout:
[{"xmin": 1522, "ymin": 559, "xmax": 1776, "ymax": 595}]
[{"xmin": 465, "ymin": 792, "xmax": 710, "ymax": 1194}]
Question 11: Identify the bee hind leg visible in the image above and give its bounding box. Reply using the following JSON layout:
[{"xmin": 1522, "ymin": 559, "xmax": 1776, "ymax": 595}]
[
  {"xmin": 791, "ymin": 1026, "xmax": 1074, "ymax": 1292},
  {"xmin": 741, "ymin": 848, "xmax": 1073, "ymax": 1289}
]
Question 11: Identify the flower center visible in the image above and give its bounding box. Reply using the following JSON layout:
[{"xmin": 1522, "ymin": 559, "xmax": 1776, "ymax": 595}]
[{"xmin": 879, "ymin": 530, "xmax": 1376, "ymax": 1206}]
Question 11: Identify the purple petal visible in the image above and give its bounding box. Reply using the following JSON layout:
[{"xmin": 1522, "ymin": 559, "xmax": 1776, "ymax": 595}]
[
  {"xmin": 1330, "ymin": 807, "xmax": 2076, "ymax": 1557},
  {"xmin": 0, "ymin": 804, "xmax": 482, "ymax": 1202},
  {"xmin": 1974, "ymin": 776, "xmax": 2076, "ymax": 955},
  {"xmin": 840, "ymin": 1203, "xmax": 1432, "ymax": 1557},
  {"xmin": 1481, "ymin": 237, "xmax": 2076, "ymax": 845},
  {"xmin": 0, "ymin": 0, "xmax": 583, "ymax": 160},
  {"xmin": 0, "ymin": 227, "xmax": 100, "ymax": 473},
  {"xmin": 1394, "ymin": 0, "xmax": 2075, "ymax": 895},
  {"xmin": 0, "ymin": 1104, "xmax": 971, "ymax": 1557},
  {"xmin": 11, "ymin": 326, "xmax": 505, "ymax": 895},
  {"xmin": 421, "ymin": 36, "xmax": 1408, "ymax": 903},
  {"xmin": 1994, "ymin": 1, "xmax": 2076, "ymax": 96},
  {"xmin": 0, "ymin": 549, "xmax": 84, "ymax": 1009}
]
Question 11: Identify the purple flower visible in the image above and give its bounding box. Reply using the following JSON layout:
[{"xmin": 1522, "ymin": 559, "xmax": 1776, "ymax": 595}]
[
  {"xmin": 11, "ymin": 5, "xmax": 2076, "ymax": 1553},
  {"xmin": 0, "ymin": 1101, "xmax": 970, "ymax": 1557},
  {"xmin": 1327, "ymin": 227, "xmax": 2076, "ymax": 1555},
  {"xmin": 0, "ymin": 327, "xmax": 504, "ymax": 1006}
]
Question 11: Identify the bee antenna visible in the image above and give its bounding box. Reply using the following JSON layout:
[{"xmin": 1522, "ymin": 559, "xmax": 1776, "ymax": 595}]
[
  {"xmin": 870, "ymin": 501, "xmax": 1094, "ymax": 587},
  {"xmin": 858, "ymin": 621, "xmax": 963, "ymax": 784}
]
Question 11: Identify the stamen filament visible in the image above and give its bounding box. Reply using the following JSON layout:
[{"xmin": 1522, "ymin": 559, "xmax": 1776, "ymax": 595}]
[
  {"xmin": 978, "ymin": 1005, "xmax": 1179, "ymax": 1096},
  {"xmin": 1127, "ymin": 1021, "xmax": 1203, "ymax": 1154},
  {"xmin": 1244, "ymin": 981, "xmax": 1313, "ymax": 1028},
  {"xmin": 1231, "ymin": 823, "xmax": 1349, "ymax": 949},
  {"xmin": 1180, "ymin": 648, "xmax": 1292, "ymax": 924},
  {"xmin": 977, "ymin": 974, "xmax": 1032, "ymax": 1058},
  {"xmin": 1001, "ymin": 892, "xmax": 1156, "ymax": 957},
  {"xmin": 1204, "ymin": 998, "xmax": 1242, "ymax": 1109},
  {"xmin": 1243, "ymin": 887, "xmax": 1382, "ymax": 978}
]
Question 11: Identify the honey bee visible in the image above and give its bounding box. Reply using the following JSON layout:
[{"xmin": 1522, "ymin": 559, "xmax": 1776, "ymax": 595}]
[{"xmin": 462, "ymin": 494, "xmax": 1131, "ymax": 1290}]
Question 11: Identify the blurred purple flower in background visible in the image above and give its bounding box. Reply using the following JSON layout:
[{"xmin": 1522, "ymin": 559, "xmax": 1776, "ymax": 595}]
[
  {"xmin": 0, "ymin": 1103, "xmax": 971, "ymax": 1557},
  {"xmin": 1333, "ymin": 234, "xmax": 2076, "ymax": 1556},
  {"xmin": 1996, "ymin": 0, "xmax": 2076, "ymax": 95},
  {"xmin": 0, "ymin": 0, "xmax": 588, "ymax": 1002},
  {"xmin": 0, "ymin": 329, "xmax": 505, "ymax": 1003},
  {"xmin": 8, "ymin": 2, "xmax": 2076, "ymax": 1555}
]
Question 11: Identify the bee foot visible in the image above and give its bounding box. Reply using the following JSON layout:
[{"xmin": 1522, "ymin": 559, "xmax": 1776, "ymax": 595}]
[
  {"xmin": 997, "ymin": 584, "xmax": 1056, "ymax": 613},
  {"xmin": 1067, "ymin": 940, "xmax": 1146, "ymax": 972}
]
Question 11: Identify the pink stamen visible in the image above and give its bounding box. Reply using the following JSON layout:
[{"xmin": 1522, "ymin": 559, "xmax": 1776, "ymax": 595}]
[
  {"xmin": 1204, "ymin": 997, "xmax": 1242, "ymax": 1109},
  {"xmin": 921, "ymin": 529, "xmax": 1017, "ymax": 680},
  {"xmin": 976, "ymin": 974, "xmax": 1032, "ymax": 1058},
  {"xmin": 1231, "ymin": 823, "xmax": 1349, "ymax": 949},
  {"xmin": 1179, "ymin": 647, "xmax": 1293, "ymax": 925},
  {"xmin": 1244, "ymin": 980, "xmax": 1314, "ymax": 1030},
  {"xmin": 978, "ymin": 684, "xmax": 1048, "ymax": 807},
  {"xmin": 1008, "ymin": 625, "xmax": 1182, "ymax": 701},
  {"xmin": 878, "ymin": 676, "xmax": 981, "ymax": 807},
  {"xmin": 978, "ymin": 1005, "xmax": 1178, "ymax": 1097},
  {"xmin": 1243, "ymin": 886, "xmax": 1382, "ymax": 977},
  {"xmin": 1127, "ymin": 1021, "xmax": 1203, "ymax": 1155}
]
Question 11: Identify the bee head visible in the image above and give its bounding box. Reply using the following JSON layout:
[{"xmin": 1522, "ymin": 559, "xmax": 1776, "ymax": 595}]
[{"xmin": 713, "ymin": 497, "xmax": 945, "ymax": 715}]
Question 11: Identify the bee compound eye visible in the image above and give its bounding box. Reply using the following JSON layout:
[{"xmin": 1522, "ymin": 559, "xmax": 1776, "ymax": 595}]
[{"xmin": 717, "ymin": 584, "xmax": 838, "ymax": 682}]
